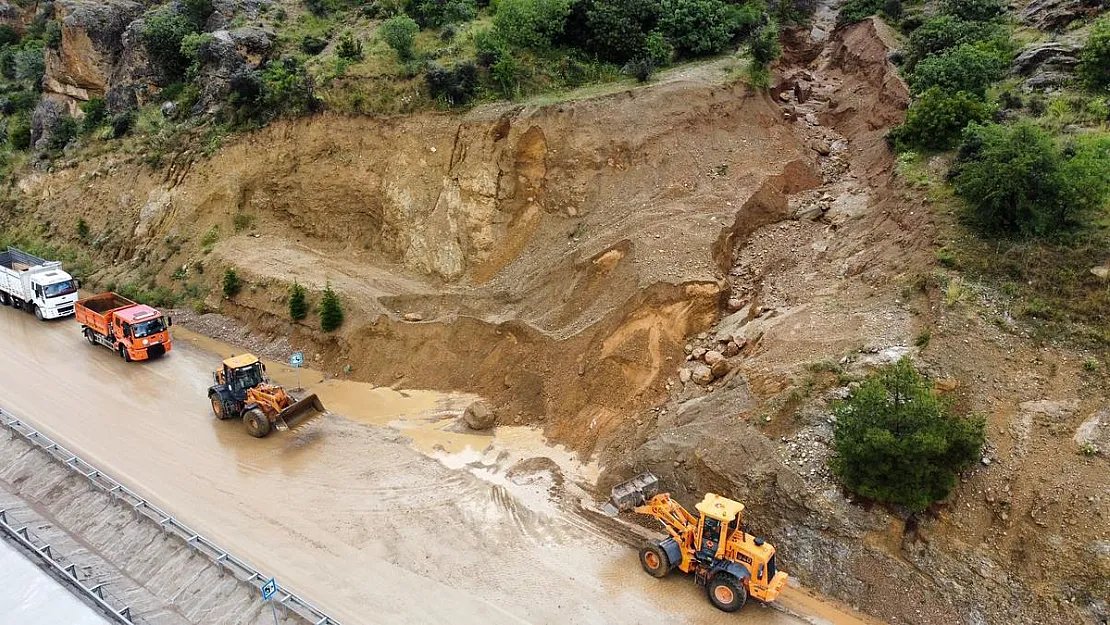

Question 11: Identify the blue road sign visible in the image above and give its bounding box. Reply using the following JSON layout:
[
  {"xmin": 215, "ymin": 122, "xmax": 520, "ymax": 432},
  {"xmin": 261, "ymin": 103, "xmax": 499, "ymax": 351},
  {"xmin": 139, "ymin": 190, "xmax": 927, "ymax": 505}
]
[
  {"xmin": 261, "ymin": 578, "xmax": 277, "ymax": 601},
  {"xmin": 290, "ymin": 352, "xmax": 304, "ymax": 368}
]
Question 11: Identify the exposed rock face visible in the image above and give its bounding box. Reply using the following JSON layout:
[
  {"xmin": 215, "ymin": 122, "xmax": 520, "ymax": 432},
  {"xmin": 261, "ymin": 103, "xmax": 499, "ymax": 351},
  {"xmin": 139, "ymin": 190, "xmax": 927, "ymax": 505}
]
[
  {"xmin": 44, "ymin": 0, "xmax": 143, "ymax": 106},
  {"xmin": 190, "ymin": 27, "xmax": 273, "ymax": 114},
  {"xmin": 105, "ymin": 17, "xmax": 155, "ymax": 112},
  {"xmin": 1012, "ymin": 41, "xmax": 1081, "ymax": 89},
  {"xmin": 1020, "ymin": 0, "xmax": 1107, "ymax": 30},
  {"xmin": 30, "ymin": 97, "xmax": 67, "ymax": 150}
]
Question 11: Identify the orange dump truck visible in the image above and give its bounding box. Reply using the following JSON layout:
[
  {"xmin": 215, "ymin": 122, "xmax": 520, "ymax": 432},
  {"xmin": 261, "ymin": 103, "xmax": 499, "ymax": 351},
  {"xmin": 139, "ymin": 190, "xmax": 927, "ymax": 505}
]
[{"xmin": 75, "ymin": 292, "xmax": 173, "ymax": 362}]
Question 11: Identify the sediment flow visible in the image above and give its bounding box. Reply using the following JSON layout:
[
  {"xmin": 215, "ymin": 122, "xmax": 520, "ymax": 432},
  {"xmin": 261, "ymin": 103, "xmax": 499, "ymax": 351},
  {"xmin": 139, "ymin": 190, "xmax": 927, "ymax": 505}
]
[{"xmin": 0, "ymin": 309, "xmax": 868, "ymax": 625}]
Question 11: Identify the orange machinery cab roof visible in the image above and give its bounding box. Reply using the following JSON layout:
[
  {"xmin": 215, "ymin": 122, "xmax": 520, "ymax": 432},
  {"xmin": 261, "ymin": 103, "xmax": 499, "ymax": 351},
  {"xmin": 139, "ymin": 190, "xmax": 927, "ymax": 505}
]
[
  {"xmin": 695, "ymin": 493, "xmax": 745, "ymax": 522},
  {"xmin": 115, "ymin": 305, "xmax": 163, "ymax": 324},
  {"xmin": 223, "ymin": 353, "xmax": 262, "ymax": 369}
]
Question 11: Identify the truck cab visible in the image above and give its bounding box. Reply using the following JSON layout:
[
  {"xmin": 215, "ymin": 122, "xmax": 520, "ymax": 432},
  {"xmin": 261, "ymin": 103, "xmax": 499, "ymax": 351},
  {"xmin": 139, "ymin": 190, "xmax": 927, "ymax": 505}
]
[
  {"xmin": 26, "ymin": 268, "xmax": 79, "ymax": 319},
  {"xmin": 112, "ymin": 306, "xmax": 172, "ymax": 360},
  {"xmin": 0, "ymin": 247, "xmax": 79, "ymax": 319}
]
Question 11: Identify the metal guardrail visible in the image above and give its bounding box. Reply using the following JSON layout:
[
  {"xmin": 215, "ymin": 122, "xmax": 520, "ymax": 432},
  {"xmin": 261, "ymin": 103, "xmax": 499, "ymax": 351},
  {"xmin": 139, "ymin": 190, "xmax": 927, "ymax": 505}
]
[
  {"xmin": 0, "ymin": 507, "xmax": 141, "ymax": 624},
  {"xmin": 1, "ymin": 408, "xmax": 342, "ymax": 625}
]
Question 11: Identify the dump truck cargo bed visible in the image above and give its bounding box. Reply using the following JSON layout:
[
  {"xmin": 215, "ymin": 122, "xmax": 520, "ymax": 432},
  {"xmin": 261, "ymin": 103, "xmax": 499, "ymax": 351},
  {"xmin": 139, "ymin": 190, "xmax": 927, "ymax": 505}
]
[{"xmin": 75, "ymin": 293, "xmax": 137, "ymax": 336}]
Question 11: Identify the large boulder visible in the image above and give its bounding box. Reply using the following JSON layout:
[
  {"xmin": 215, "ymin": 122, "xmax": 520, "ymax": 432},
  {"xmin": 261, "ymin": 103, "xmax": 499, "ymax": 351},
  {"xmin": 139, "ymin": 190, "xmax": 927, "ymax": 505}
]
[
  {"xmin": 44, "ymin": 0, "xmax": 144, "ymax": 103},
  {"xmin": 463, "ymin": 401, "xmax": 497, "ymax": 430},
  {"xmin": 30, "ymin": 98, "xmax": 69, "ymax": 151},
  {"xmin": 1012, "ymin": 42, "xmax": 1080, "ymax": 76}
]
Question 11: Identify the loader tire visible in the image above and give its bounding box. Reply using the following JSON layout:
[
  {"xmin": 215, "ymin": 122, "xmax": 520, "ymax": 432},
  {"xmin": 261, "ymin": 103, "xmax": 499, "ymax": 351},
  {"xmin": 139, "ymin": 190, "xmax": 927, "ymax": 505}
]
[
  {"xmin": 706, "ymin": 574, "xmax": 746, "ymax": 613},
  {"xmin": 639, "ymin": 544, "xmax": 670, "ymax": 578},
  {"xmin": 211, "ymin": 397, "xmax": 233, "ymax": 420},
  {"xmin": 244, "ymin": 408, "xmax": 272, "ymax": 438}
]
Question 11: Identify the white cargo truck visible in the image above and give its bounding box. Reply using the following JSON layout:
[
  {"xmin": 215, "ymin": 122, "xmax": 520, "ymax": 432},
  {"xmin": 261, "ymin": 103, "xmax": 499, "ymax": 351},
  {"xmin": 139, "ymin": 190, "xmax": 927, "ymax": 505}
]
[{"xmin": 0, "ymin": 247, "xmax": 79, "ymax": 320}]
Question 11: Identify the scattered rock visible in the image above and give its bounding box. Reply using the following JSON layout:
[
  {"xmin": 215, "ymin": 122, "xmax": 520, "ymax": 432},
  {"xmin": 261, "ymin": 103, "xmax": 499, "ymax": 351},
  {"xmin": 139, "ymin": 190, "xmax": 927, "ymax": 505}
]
[
  {"xmin": 463, "ymin": 401, "xmax": 496, "ymax": 430},
  {"xmin": 710, "ymin": 359, "xmax": 731, "ymax": 378},
  {"xmin": 692, "ymin": 347, "xmax": 707, "ymax": 360},
  {"xmin": 679, "ymin": 368, "xmax": 692, "ymax": 384},
  {"xmin": 726, "ymin": 297, "xmax": 745, "ymax": 312},
  {"xmin": 160, "ymin": 101, "xmax": 178, "ymax": 118},
  {"xmin": 402, "ymin": 312, "xmax": 424, "ymax": 322},
  {"xmin": 795, "ymin": 205, "xmax": 824, "ymax": 221},
  {"xmin": 691, "ymin": 364, "xmax": 714, "ymax": 385},
  {"xmin": 704, "ymin": 350, "xmax": 725, "ymax": 366},
  {"xmin": 935, "ymin": 378, "xmax": 959, "ymax": 392},
  {"xmin": 723, "ymin": 341, "xmax": 741, "ymax": 358}
]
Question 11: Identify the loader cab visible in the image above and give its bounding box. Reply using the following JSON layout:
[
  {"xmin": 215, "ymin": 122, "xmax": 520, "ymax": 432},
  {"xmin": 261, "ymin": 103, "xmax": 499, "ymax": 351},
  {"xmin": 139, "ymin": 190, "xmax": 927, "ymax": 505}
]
[
  {"xmin": 695, "ymin": 494, "xmax": 745, "ymax": 560},
  {"xmin": 216, "ymin": 354, "xmax": 266, "ymax": 397}
]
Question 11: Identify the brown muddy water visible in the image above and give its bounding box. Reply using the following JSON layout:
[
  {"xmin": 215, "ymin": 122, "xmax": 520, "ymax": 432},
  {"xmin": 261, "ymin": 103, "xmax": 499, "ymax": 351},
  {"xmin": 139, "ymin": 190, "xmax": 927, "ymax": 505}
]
[{"xmin": 0, "ymin": 309, "xmax": 877, "ymax": 625}]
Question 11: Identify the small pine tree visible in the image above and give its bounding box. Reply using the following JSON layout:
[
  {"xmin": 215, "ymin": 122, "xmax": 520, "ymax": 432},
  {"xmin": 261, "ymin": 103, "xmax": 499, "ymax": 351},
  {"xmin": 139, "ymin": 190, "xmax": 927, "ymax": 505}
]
[
  {"xmin": 830, "ymin": 358, "xmax": 985, "ymax": 511},
  {"xmin": 289, "ymin": 281, "xmax": 308, "ymax": 321},
  {"xmin": 76, "ymin": 218, "xmax": 90, "ymax": 241},
  {"xmin": 222, "ymin": 268, "xmax": 242, "ymax": 298},
  {"xmin": 318, "ymin": 282, "xmax": 344, "ymax": 332}
]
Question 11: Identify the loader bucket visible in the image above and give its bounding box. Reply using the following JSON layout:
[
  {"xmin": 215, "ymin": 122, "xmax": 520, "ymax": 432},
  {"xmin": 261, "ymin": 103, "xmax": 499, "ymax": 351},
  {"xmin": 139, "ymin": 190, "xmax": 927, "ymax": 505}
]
[
  {"xmin": 275, "ymin": 393, "xmax": 327, "ymax": 432},
  {"xmin": 603, "ymin": 472, "xmax": 661, "ymax": 515}
]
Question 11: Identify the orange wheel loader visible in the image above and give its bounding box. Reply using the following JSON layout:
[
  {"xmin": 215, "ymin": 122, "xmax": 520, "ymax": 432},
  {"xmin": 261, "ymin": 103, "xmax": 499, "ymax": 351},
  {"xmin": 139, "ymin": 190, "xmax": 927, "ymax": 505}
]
[
  {"xmin": 207, "ymin": 354, "xmax": 328, "ymax": 438},
  {"xmin": 605, "ymin": 472, "xmax": 789, "ymax": 612}
]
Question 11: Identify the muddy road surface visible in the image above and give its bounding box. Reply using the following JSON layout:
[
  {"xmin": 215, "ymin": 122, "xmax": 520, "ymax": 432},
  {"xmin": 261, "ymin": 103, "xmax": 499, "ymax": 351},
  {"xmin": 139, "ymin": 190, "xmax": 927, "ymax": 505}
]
[{"xmin": 0, "ymin": 310, "xmax": 869, "ymax": 625}]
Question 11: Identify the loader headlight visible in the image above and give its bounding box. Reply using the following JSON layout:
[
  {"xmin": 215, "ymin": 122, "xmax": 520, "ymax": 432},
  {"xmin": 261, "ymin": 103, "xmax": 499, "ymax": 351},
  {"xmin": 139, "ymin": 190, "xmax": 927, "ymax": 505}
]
[{"xmin": 143, "ymin": 339, "xmax": 149, "ymax": 346}]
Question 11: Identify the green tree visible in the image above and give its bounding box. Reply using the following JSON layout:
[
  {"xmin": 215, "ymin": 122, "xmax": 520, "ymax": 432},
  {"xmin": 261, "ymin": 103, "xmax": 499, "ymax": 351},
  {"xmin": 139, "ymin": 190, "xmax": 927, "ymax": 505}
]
[
  {"xmin": 830, "ymin": 358, "xmax": 985, "ymax": 511},
  {"xmin": 908, "ymin": 43, "xmax": 1005, "ymax": 97},
  {"xmin": 939, "ymin": 0, "xmax": 1003, "ymax": 22},
  {"xmin": 222, "ymin": 268, "xmax": 242, "ymax": 298},
  {"xmin": 749, "ymin": 24, "xmax": 781, "ymax": 67},
  {"xmin": 492, "ymin": 0, "xmax": 573, "ymax": 49},
  {"xmin": 289, "ymin": 281, "xmax": 308, "ymax": 321},
  {"xmin": 76, "ymin": 218, "xmax": 90, "ymax": 240},
  {"xmin": 1078, "ymin": 16, "xmax": 1110, "ymax": 91},
  {"xmin": 905, "ymin": 16, "xmax": 1005, "ymax": 70},
  {"xmin": 952, "ymin": 122, "xmax": 1110, "ymax": 237},
  {"xmin": 658, "ymin": 0, "xmax": 734, "ymax": 57},
  {"xmin": 141, "ymin": 8, "xmax": 198, "ymax": 79},
  {"xmin": 0, "ymin": 25, "xmax": 19, "ymax": 47},
  {"xmin": 888, "ymin": 87, "xmax": 992, "ymax": 151},
  {"xmin": 380, "ymin": 14, "xmax": 419, "ymax": 60},
  {"xmin": 318, "ymin": 282, "xmax": 344, "ymax": 332},
  {"xmin": 569, "ymin": 0, "xmax": 661, "ymax": 63},
  {"xmin": 410, "ymin": 0, "xmax": 478, "ymax": 27}
]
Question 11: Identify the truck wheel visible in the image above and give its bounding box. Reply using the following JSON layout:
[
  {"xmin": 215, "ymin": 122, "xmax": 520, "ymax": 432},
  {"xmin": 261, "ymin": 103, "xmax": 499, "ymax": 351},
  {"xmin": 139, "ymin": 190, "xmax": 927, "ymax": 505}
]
[
  {"xmin": 84, "ymin": 329, "xmax": 95, "ymax": 345},
  {"xmin": 639, "ymin": 544, "xmax": 670, "ymax": 578},
  {"xmin": 244, "ymin": 408, "xmax": 272, "ymax": 438},
  {"xmin": 0, "ymin": 292, "xmax": 8, "ymax": 306},
  {"xmin": 33, "ymin": 306, "xmax": 43, "ymax": 320},
  {"xmin": 119, "ymin": 346, "xmax": 131, "ymax": 362},
  {"xmin": 706, "ymin": 574, "xmax": 746, "ymax": 612}
]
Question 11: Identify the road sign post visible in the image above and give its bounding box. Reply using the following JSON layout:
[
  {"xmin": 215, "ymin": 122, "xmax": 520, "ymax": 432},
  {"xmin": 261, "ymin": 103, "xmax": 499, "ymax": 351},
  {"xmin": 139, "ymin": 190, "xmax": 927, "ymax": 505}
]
[
  {"xmin": 261, "ymin": 577, "xmax": 279, "ymax": 625},
  {"xmin": 289, "ymin": 352, "xmax": 304, "ymax": 391}
]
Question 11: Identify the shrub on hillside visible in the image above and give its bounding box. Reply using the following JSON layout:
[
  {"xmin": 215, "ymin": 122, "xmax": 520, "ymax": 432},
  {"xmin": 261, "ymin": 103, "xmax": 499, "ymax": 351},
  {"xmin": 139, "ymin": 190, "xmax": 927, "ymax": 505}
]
[
  {"xmin": 492, "ymin": 0, "xmax": 573, "ymax": 49},
  {"xmin": 7, "ymin": 113, "xmax": 30, "ymax": 149},
  {"xmin": 13, "ymin": 40, "xmax": 45, "ymax": 86},
  {"xmin": 380, "ymin": 14, "xmax": 419, "ymax": 60},
  {"xmin": 336, "ymin": 31, "xmax": 364, "ymax": 60},
  {"xmin": 222, "ymin": 268, "xmax": 242, "ymax": 298},
  {"xmin": 568, "ymin": 0, "xmax": 661, "ymax": 63},
  {"xmin": 425, "ymin": 61, "xmax": 478, "ymax": 106},
  {"xmin": 830, "ymin": 358, "xmax": 985, "ymax": 512},
  {"xmin": 79, "ymin": 98, "xmax": 107, "ymax": 133},
  {"xmin": 141, "ymin": 8, "xmax": 198, "ymax": 79},
  {"xmin": 749, "ymin": 23, "xmax": 781, "ymax": 67},
  {"xmin": 658, "ymin": 0, "xmax": 734, "ymax": 57},
  {"xmin": 905, "ymin": 16, "xmax": 1005, "ymax": 70},
  {"xmin": 0, "ymin": 24, "xmax": 19, "ymax": 47},
  {"xmin": 318, "ymin": 282, "xmax": 344, "ymax": 332},
  {"xmin": 289, "ymin": 281, "xmax": 308, "ymax": 321},
  {"xmin": 888, "ymin": 87, "xmax": 992, "ymax": 151},
  {"xmin": 1079, "ymin": 16, "xmax": 1110, "ymax": 91},
  {"xmin": 938, "ymin": 0, "xmax": 1003, "ymax": 22},
  {"xmin": 409, "ymin": 0, "xmax": 477, "ymax": 27},
  {"xmin": 907, "ymin": 43, "xmax": 1005, "ymax": 97},
  {"xmin": 952, "ymin": 122, "xmax": 1110, "ymax": 237},
  {"xmin": 301, "ymin": 34, "xmax": 328, "ymax": 55},
  {"xmin": 837, "ymin": 0, "xmax": 883, "ymax": 25}
]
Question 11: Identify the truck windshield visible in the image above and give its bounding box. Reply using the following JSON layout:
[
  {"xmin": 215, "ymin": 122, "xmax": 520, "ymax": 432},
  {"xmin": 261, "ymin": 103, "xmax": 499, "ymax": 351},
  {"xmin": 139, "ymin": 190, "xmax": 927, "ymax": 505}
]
[
  {"xmin": 42, "ymin": 280, "xmax": 77, "ymax": 298},
  {"xmin": 131, "ymin": 317, "xmax": 166, "ymax": 338}
]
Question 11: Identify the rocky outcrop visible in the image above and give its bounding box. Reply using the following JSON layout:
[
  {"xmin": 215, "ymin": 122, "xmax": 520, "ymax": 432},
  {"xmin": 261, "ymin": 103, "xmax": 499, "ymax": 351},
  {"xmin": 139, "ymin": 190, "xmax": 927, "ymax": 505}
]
[
  {"xmin": 1012, "ymin": 41, "xmax": 1081, "ymax": 89},
  {"xmin": 1020, "ymin": 0, "xmax": 1107, "ymax": 30},
  {"xmin": 44, "ymin": 0, "xmax": 143, "ymax": 107},
  {"xmin": 104, "ymin": 17, "xmax": 155, "ymax": 112},
  {"xmin": 190, "ymin": 27, "xmax": 274, "ymax": 115}
]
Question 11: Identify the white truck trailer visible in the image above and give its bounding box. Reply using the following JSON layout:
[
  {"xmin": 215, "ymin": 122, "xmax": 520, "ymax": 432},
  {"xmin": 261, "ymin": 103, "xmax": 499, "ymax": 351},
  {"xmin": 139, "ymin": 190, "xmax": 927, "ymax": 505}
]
[{"xmin": 0, "ymin": 247, "xmax": 79, "ymax": 320}]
